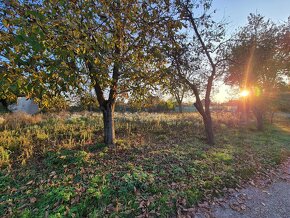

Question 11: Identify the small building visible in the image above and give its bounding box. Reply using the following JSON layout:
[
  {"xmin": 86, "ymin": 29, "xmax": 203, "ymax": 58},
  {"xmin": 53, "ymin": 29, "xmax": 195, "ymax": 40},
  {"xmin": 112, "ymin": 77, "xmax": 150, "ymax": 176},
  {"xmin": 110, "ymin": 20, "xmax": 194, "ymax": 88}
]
[{"xmin": 8, "ymin": 97, "xmax": 39, "ymax": 115}]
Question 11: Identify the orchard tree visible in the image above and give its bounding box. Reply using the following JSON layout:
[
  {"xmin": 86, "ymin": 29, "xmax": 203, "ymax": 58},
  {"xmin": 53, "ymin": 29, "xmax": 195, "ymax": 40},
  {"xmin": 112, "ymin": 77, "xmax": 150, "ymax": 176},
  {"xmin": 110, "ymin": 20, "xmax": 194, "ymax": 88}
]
[
  {"xmin": 225, "ymin": 14, "xmax": 290, "ymax": 130},
  {"xmin": 163, "ymin": 73, "xmax": 190, "ymax": 113},
  {"xmin": 163, "ymin": 0, "xmax": 227, "ymax": 145},
  {"xmin": 0, "ymin": 0, "xmax": 177, "ymax": 145}
]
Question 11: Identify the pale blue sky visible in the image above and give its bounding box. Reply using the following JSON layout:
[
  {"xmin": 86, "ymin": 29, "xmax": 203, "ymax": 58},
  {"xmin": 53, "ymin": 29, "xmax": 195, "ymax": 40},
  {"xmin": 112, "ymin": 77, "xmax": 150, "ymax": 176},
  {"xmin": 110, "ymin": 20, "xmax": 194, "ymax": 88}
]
[{"xmin": 212, "ymin": 0, "xmax": 290, "ymax": 34}]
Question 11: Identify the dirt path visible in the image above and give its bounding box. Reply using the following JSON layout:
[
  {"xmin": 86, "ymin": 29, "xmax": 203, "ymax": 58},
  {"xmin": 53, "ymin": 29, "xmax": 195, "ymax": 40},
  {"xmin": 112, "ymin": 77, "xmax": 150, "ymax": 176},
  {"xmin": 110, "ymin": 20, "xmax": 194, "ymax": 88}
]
[{"xmin": 194, "ymin": 158, "xmax": 290, "ymax": 218}]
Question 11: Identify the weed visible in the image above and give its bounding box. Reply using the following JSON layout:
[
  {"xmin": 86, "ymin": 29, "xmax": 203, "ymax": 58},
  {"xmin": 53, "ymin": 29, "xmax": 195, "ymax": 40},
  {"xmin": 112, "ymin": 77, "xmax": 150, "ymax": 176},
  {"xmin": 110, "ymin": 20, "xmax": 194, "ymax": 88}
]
[{"xmin": 0, "ymin": 146, "xmax": 10, "ymax": 167}]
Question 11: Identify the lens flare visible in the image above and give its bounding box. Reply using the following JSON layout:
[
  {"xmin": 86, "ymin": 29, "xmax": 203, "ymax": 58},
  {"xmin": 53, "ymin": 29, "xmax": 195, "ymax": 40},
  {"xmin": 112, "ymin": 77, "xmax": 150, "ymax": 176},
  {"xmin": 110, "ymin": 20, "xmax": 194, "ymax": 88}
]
[{"xmin": 240, "ymin": 90, "xmax": 250, "ymax": 97}]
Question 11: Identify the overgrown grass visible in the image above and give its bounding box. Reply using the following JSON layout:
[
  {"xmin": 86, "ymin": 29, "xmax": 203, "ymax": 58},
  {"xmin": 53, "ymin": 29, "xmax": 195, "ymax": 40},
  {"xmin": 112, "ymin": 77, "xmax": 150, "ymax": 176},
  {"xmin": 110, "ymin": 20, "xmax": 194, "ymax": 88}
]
[{"xmin": 0, "ymin": 112, "xmax": 289, "ymax": 217}]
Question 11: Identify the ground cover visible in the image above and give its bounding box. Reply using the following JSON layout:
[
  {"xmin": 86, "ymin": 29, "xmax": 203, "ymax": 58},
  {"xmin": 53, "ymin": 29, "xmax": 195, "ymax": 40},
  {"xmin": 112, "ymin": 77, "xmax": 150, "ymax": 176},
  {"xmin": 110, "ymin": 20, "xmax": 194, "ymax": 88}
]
[{"xmin": 0, "ymin": 112, "xmax": 289, "ymax": 217}]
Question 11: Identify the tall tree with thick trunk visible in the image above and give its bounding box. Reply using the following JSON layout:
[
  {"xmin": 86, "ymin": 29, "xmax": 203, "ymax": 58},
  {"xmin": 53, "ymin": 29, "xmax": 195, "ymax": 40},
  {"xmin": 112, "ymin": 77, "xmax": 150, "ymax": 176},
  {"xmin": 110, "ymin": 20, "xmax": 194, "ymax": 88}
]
[{"xmin": 1, "ymin": 0, "xmax": 175, "ymax": 145}]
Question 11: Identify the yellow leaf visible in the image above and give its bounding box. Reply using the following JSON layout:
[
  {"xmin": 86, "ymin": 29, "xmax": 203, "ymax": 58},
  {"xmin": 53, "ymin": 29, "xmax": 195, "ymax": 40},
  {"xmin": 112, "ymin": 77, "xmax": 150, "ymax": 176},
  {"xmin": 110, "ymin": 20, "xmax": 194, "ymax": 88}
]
[
  {"xmin": 73, "ymin": 30, "xmax": 80, "ymax": 38},
  {"xmin": 30, "ymin": 197, "xmax": 37, "ymax": 203},
  {"xmin": 2, "ymin": 19, "xmax": 9, "ymax": 28},
  {"xmin": 94, "ymin": 58, "xmax": 100, "ymax": 65}
]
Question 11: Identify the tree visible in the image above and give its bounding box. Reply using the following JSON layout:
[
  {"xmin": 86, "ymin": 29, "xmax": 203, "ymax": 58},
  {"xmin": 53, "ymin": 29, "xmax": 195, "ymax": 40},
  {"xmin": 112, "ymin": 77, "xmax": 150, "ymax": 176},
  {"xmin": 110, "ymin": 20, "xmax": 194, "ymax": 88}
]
[
  {"xmin": 163, "ymin": 0, "xmax": 227, "ymax": 145},
  {"xmin": 225, "ymin": 14, "xmax": 290, "ymax": 130},
  {"xmin": 276, "ymin": 89, "xmax": 290, "ymax": 113},
  {"xmin": 1, "ymin": 1, "xmax": 174, "ymax": 145},
  {"xmin": 78, "ymin": 92, "xmax": 98, "ymax": 111},
  {"xmin": 141, "ymin": 95, "xmax": 175, "ymax": 112},
  {"xmin": 164, "ymin": 73, "xmax": 190, "ymax": 113}
]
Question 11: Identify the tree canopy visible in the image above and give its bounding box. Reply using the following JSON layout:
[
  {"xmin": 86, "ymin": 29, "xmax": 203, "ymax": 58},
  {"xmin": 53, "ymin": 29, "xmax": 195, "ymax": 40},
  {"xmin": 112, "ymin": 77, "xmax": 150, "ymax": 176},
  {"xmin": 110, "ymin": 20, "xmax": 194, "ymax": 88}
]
[
  {"xmin": 0, "ymin": 0, "xmax": 182, "ymax": 144},
  {"xmin": 225, "ymin": 14, "xmax": 290, "ymax": 129}
]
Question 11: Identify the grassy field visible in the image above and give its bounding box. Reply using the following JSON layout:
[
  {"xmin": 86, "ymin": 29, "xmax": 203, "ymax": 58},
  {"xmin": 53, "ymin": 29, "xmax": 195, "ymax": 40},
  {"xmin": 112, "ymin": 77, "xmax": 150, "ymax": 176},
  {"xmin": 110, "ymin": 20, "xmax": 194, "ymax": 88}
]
[{"xmin": 0, "ymin": 112, "xmax": 289, "ymax": 217}]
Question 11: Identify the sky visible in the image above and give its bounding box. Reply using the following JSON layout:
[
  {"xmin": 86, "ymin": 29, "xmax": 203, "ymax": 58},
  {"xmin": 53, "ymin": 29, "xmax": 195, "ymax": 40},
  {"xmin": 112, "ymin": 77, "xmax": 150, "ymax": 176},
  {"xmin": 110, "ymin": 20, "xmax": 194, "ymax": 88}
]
[
  {"xmin": 212, "ymin": 0, "xmax": 290, "ymax": 34},
  {"xmin": 210, "ymin": 0, "xmax": 290, "ymax": 102}
]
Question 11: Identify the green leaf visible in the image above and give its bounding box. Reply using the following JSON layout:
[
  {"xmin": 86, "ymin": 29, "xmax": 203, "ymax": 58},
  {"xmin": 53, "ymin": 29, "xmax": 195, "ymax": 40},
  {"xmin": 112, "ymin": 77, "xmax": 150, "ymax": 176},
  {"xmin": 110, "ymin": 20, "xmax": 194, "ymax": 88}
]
[{"xmin": 26, "ymin": 10, "xmax": 45, "ymax": 21}]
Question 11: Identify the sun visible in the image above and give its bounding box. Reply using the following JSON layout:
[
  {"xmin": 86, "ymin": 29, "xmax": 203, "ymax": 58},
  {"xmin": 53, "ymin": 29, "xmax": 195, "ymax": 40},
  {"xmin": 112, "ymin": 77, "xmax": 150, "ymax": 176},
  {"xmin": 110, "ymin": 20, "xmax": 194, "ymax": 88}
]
[{"xmin": 240, "ymin": 90, "xmax": 250, "ymax": 97}]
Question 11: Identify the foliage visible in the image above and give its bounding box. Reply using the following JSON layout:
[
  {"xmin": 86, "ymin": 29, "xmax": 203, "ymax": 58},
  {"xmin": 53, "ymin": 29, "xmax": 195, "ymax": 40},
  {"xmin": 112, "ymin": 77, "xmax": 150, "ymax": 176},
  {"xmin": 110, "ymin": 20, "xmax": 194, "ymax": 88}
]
[
  {"xmin": 40, "ymin": 95, "xmax": 70, "ymax": 112},
  {"xmin": 226, "ymin": 14, "xmax": 289, "ymax": 89},
  {"xmin": 78, "ymin": 92, "xmax": 98, "ymax": 111},
  {"xmin": 128, "ymin": 95, "xmax": 175, "ymax": 112},
  {"xmin": 0, "ymin": 65, "xmax": 24, "ymax": 105},
  {"xmin": 275, "ymin": 91, "xmax": 290, "ymax": 112}
]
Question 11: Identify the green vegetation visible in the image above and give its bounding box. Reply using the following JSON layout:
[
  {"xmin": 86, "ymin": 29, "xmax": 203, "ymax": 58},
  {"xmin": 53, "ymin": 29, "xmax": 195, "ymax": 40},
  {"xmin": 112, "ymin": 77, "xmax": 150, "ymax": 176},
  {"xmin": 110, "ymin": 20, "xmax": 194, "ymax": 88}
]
[{"xmin": 1, "ymin": 112, "xmax": 289, "ymax": 217}]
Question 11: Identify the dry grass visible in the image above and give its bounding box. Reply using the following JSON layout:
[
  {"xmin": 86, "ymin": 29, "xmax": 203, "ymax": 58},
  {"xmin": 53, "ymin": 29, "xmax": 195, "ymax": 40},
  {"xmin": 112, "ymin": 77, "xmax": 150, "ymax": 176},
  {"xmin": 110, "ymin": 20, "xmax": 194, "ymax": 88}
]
[
  {"xmin": 1, "ymin": 112, "xmax": 43, "ymax": 129},
  {"xmin": 0, "ymin": 116, "xmax": 5, "ymax": 125}
]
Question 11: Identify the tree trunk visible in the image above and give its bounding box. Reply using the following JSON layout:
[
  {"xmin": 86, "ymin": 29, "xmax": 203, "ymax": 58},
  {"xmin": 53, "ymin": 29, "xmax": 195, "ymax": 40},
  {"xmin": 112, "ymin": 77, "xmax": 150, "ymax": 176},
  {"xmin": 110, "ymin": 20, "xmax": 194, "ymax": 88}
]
[
  {"xmin": 0, "ymin": 99, "xmax": 8, "ymax": 110},
  {"xmin": 253, "ymin": 106, "xmax": 264, "ymax": 131},
  {"xmin": 178, "ymin": 102, "xmax": 183, "ymax": 113},
  {"xmin": 255, "ymin": 112, "xmax": 264, "ymax": 131},
  {"xmin": 270, "ymin": 112, "xmax": 275, "ymax": 124},
  {"xmin": 102, "ymin": 102, "xmax": 115, "ymax": 145},
  {"xmin": 202, "ymin": 112, "xmax": 214, "ymax": 145},
  {"xmin": 194, "ymin": 101, "xmax": 215, "ymax": 145}
]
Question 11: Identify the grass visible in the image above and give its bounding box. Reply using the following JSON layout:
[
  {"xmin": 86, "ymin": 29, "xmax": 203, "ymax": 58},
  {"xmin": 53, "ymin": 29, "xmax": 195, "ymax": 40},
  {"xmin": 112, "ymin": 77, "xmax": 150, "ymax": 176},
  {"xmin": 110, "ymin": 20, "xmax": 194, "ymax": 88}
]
[{"xmin": 0, "ymin": 111, "xmax": 289, "ymax": 217}]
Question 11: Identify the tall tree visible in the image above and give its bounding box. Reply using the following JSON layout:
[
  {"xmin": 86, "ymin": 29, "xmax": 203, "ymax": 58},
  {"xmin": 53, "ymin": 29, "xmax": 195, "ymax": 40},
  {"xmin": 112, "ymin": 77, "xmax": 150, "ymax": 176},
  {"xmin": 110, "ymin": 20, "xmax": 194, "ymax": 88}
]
[
  {"xmin": 225, "ymin": 14, "xmax": 290, "ymax": 130},
  {"xmin": 1, "ymin": 0, "xmax": 173, "ymax": 145},
  {"xmin": 163, "ymin": 0, "xmax": 227, "ymax": 145}
]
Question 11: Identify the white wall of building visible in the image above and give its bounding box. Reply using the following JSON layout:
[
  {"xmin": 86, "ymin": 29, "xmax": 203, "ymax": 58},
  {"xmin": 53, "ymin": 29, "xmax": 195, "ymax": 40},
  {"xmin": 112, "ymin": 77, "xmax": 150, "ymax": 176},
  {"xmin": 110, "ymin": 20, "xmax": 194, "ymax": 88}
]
[{"xmin": 8, "ymin": 97, "xmax": 39, "ymax": 115}]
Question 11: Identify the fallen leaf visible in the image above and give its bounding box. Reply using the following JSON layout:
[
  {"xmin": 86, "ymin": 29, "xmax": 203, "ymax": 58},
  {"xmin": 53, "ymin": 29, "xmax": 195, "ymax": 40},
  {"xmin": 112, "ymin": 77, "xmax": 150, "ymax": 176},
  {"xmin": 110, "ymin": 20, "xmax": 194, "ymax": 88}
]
[
  {"xmin": 30, "ymin": 197, "xmax": 37, "ymax": 203},
  {"xmin": 26, "ymin": 180, "xmax": 34, "ymax": 185},
  {"xmin": 198, "ymin": 202, "xmax": 209, "ymax": 208},
  {"xmin": 241, "ymin": 204, "xmax": 246, "ymax": 210},
  {"xmin": 230, "ymin": 202, "xmax": 241, "ymax": 211},
  {"xmin": 182, "ymin": 207, "xmax": 195, "ymax": 212}
]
